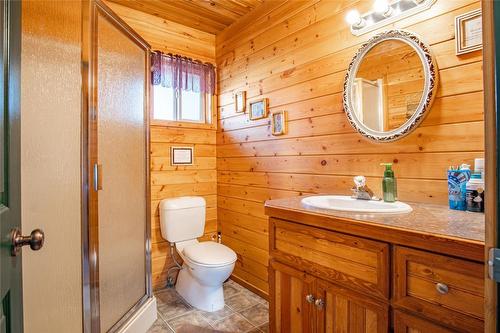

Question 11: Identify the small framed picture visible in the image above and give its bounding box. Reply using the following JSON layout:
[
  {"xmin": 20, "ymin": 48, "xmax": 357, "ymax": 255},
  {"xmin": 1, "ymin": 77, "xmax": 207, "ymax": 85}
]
[
  {"xmin": 455, "ymin": 9, "xmax": 482, "ymax": 55},
  {"xmin": 235, "ymin": 91, "xmax": 246, "ymax": 113},
  {"xmin": 271, "ymin": 111, "xmax": 287, "ymax": 136},
  {"xmin": 249, "ymin": 98, "xmax": 268, "ymax": 120},
  {"xmin": 170, "ymin": 146, "xmax": 194, "ymax": 165}
]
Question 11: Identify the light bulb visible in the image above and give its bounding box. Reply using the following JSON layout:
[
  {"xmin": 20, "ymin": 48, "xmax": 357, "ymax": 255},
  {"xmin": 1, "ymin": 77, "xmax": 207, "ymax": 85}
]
[
  {"xmin": 346, "ymin": 10, "xmax": 363, "ymax": 27},
  {"xmin": 373, "ymin": 0, "xmax": 393, "ymax": 16}
]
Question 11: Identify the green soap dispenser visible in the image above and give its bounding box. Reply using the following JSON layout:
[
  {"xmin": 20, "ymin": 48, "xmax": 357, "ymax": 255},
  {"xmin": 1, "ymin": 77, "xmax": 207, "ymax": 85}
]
[{"xmin": 381, "ymin": 163, "xmax": 397, "ymax": 202}]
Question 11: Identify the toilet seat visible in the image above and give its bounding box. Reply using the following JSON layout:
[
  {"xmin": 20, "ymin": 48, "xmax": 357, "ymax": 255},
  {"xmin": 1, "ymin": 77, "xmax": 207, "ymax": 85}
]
[{"xmin": 182, "ymin": 241, "xmax": 237, "ymax": 267}]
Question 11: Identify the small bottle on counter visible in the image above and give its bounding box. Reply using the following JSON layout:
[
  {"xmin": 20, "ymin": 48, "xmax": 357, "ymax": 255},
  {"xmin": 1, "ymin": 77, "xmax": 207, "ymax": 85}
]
[{"xmin": 380, "ymin": 163, "xmax": 397, "ymax": 203}]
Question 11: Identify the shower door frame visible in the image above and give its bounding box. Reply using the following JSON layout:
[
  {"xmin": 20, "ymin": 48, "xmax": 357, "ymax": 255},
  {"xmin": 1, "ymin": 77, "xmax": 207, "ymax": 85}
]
[{"xmin": 81, "ymin": 1, "xmax": 152, "ymax": 332}]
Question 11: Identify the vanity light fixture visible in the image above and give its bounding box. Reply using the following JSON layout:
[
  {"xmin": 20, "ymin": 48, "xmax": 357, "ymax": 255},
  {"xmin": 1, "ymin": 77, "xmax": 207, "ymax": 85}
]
[
  {"xmin": 345, "ymin": 0, "xmax": 436, "ymax": 36},
  {"xmin": 346, "ymin": 10, "xmax": 365, "ymax": 29},
  {"xmin": 373, "ymin": 0, "xmax": 392, "ymax": 17}
]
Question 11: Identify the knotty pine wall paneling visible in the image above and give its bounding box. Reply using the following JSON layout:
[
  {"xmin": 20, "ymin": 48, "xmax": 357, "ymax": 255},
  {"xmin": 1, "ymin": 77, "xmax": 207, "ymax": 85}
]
[
  {"xmin": 216, "ymin": 0, "xmax": 484, "ymax": 297},
  {"xmin": 150, "ymin": 126, "xmax": 218, "ymax": 289},
  {"xmin": 107, "ymin": 3, "xmax": 218, "ymax": 289}
]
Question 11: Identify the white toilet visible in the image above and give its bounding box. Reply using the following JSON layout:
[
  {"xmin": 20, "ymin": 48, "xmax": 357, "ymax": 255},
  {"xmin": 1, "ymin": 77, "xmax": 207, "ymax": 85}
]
[{"xmin": 159, "ymin": 196, "xmax": 237, "ymax": 312}]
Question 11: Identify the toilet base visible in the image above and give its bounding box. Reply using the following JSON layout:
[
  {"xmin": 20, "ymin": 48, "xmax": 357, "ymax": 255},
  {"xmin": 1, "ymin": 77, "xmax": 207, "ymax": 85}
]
[{"xmin": 175, "ymin": 266, "xmax": 225, "ymax": 312}]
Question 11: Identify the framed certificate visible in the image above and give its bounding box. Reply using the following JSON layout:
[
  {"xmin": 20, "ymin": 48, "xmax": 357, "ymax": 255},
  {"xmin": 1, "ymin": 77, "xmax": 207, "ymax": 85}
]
[
  {"xmin": 170, "ymin": 146, "xmax": 194, "ymax": 165},
  {"xmin": 455, "ymin": 9, "xmax": 482, "ymax": 55}
]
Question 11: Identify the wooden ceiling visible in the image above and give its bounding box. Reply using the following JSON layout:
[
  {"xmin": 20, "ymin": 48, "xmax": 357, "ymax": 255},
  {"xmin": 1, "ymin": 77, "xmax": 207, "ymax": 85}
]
[{"xmin": 105, "ymin": 0, "xmax": 264, "ymax": 34}]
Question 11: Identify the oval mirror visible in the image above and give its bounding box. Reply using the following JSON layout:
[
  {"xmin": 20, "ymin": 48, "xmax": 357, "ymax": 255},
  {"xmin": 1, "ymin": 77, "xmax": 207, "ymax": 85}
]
[{"xmin": 343, "ymin": 30, "xmax": 438, "ymax": 142}]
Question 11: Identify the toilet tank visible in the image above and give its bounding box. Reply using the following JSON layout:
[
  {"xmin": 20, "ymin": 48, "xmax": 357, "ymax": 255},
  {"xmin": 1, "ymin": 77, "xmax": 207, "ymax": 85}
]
[{"xmin": 159, "ymin": 196, "xmax": 206, "ymax": 243}]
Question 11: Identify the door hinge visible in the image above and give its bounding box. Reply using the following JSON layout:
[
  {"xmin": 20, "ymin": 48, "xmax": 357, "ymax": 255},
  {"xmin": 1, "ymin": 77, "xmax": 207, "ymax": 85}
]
[{"xmin": 488, "ymin": 248, "xmax": 500, "ymax": 281}]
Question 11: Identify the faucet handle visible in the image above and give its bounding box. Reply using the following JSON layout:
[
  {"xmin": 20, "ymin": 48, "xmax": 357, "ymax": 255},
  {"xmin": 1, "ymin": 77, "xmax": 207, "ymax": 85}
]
[{"xmin": 353, "ymin": 175, "xmax": 366, "ymax": 188}]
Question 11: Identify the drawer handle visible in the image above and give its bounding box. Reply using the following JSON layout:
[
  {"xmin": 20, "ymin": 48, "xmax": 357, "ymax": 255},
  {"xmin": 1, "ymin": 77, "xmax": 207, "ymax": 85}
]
[
  {"xmin": 314, "ymin": 298, "xmax": 325, "ymax": 309},
  {"xmin": 436, "ymin": 283, "xmax": 449, "ymax": 295},
  {"xmin": 305, "ymin": 294, "xmax": 315, "ymax": 303}
]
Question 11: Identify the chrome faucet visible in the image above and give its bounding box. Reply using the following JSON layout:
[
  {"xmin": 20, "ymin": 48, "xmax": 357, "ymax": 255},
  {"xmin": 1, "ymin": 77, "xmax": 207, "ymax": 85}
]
[{"xmin": 351, "ymin": 176, "xmax": 377, "ymax": 200}]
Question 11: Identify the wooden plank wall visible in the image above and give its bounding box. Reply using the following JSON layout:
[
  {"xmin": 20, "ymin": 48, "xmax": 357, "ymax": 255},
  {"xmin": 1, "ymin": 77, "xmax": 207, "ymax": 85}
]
[
  {"xmin": 216, "ymin": 0, "xmax": 484, "ymax": 297},
  {"xmin": 150, "ymin": 127, "xmax": 218, "ymax": 289},
  {"xmin": 107, "ymin": 2, "xmax": 218, "ymax": 289}
]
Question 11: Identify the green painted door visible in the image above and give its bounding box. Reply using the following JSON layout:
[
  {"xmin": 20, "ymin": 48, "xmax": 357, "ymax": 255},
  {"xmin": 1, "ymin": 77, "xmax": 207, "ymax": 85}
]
[{"xmin": 0, "ymin": 1, "xmax": 22, "ymax": 332}]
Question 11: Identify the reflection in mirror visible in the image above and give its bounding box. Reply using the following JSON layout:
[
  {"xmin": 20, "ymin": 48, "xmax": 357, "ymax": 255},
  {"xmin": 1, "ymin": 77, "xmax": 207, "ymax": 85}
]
[
  {"xmin": 353, "ymin": 39, "xmax": 424, "ymax": 132},
  {"xmin": 343, "ymin": 30, "xmax": 437, "ymax": 142}
]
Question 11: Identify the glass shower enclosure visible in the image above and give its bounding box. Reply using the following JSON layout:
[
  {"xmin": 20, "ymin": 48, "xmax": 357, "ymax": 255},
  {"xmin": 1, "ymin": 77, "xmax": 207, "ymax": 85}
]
[{"xmin": 82, "ymin": 1, "xmax": 152, "ymax": 332}]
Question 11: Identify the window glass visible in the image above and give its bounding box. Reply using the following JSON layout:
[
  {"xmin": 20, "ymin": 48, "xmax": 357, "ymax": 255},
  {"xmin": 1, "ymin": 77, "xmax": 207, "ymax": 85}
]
[
  {"xmin": 153, "ymin": 85, "xmax": 210, "ymax": 123},
  {"xmin": 180, "ymin": 90, "xmax": 202, "ymax": 122},
  {"xmin": 153, "ymin": 85, "xmax": 175, "ymax": 121}
]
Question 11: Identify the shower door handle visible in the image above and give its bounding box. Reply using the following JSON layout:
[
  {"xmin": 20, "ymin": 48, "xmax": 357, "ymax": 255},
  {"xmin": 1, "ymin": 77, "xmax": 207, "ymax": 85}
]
[{"xmin": 94, "ymin": 163, "xmax": 102, "ymax": 191}]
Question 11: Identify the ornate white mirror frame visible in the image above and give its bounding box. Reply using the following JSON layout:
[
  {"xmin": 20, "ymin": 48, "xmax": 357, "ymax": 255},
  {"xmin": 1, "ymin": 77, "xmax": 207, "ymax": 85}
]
[{"xmin": 343, "ymin": 30, "xmax": 438, "ymax": 142}]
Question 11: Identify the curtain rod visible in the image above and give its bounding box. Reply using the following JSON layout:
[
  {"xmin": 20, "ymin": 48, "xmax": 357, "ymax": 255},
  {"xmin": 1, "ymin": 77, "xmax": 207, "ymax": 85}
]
[{"xmin": 152, "ymin": 50, "xmax": 214, "ymax": 68}]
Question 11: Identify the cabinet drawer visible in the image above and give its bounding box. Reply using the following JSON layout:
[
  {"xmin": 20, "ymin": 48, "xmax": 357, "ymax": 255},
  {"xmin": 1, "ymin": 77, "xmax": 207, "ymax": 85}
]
[
  {"xmin": 393, "ymin": 246, "xmax": 484, "ymax": 332},
  {"xmin": 270, "ymin": 218, "xmax": 390, "ymax": 299},
  {"xmin": 393, "ymin": 310, "xmax": 456, "ymax": 333}
]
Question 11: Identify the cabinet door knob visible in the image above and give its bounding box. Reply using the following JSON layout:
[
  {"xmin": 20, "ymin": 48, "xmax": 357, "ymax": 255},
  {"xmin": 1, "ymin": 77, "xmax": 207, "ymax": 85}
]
[
  {"xmin": 305, "ymin": 294, "xmax": 315, "ymax": 303},
  {"xmin": 314, "ymin": 298, "xmax": 325, "ymax": 309},
  {"xmin": 436, "ymin": 282, "xmax": 449, "ymax": 295}
]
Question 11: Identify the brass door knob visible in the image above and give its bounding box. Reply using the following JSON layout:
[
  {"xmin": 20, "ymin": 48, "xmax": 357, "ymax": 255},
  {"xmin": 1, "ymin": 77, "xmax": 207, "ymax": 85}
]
[
  {"xmin": 305, "ymin": 294, "xmax": 315, "ymax": 303},
  {"xmin": 10, "ymin": 228, "xmax": 44, "ymax": 256}
]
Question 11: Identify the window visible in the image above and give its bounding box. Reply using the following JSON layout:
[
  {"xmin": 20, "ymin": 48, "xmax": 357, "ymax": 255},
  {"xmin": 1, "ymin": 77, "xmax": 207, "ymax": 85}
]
[
  {"xmin": 151, "ymin": 52, "xmax": 215, "ymax": 124},
  {"xmin": 153, "ymin": 84, "xmax": 212, "ymax": 123}
]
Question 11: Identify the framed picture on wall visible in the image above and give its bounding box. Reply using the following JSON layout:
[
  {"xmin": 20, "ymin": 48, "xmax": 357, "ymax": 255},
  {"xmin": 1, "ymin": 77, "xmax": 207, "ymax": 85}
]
[
  {"xmin": 235, "ymin": 91, "xmax": 246, "ymax": 113},
  {"xmin": 249, "ymin": 98, "xmax": 268, "ymax": 120},
  {"xmin": 271, "ymin": 111, "xmax": 287, "ymax": 136},
  {"xmin": 170, "ymin": 146, "xmax": 194, "ymax": 165},
  {"xmin": 455, "ymin": 8, "xmax": 482, "ymax": 55}
]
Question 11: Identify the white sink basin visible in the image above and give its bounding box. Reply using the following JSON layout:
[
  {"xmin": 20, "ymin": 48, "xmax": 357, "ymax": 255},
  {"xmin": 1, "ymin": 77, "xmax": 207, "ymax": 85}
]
[{"xmin": 301, "ymin": 195, "xmax": 412, "ymax": 214}]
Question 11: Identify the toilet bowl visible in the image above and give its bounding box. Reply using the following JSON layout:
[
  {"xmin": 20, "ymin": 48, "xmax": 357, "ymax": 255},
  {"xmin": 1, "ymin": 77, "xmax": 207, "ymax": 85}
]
[
  {"xmin": 159, "ymin": 197, "xmax": 237, "ymax": 312},
  {"xmin": 174, "ymin": 240, "xmax": 236, "ymax": 311}
]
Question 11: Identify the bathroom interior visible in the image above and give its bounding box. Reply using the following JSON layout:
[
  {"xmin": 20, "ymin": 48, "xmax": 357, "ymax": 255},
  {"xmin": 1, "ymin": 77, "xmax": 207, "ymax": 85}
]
[{"xmin": 4, "ymin": 0, "xmax": 498, "ymax": 332}]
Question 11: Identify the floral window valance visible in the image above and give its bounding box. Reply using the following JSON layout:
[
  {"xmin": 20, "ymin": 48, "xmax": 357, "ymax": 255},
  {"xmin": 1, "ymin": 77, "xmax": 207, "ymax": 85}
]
[{"xmin": 151, "ymin": 52, "xmax": 215, "ymax": 95}]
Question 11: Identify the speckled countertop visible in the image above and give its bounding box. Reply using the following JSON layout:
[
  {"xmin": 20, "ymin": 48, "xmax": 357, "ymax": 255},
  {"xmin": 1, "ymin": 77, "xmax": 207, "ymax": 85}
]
[{"xmin": 265, "ymin": 196, "xmax": 485, "ymax": 243}]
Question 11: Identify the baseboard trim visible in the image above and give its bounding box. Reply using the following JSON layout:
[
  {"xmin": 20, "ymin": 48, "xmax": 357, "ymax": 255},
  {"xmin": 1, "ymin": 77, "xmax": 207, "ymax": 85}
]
[
  {"xmin": 229, "ymin": 275, "xmax": 269, "ymax": 301},
  {"xmin": 116, "ymin": 297, "xmax": 157, "ymax": 333}
]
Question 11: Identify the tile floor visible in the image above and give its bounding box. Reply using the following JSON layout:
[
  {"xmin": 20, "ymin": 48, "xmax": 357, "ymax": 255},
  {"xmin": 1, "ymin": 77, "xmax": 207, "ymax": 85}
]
[{"xmin": 148, "ymin": 280, "xmax": 269, "ymax": 333}]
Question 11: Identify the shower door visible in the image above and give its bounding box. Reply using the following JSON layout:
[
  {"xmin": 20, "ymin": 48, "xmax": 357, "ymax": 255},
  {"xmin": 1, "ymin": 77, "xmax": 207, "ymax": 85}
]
[{"xmin": 84, "ymin": 1, "xmax": 151, "ymax": 332}]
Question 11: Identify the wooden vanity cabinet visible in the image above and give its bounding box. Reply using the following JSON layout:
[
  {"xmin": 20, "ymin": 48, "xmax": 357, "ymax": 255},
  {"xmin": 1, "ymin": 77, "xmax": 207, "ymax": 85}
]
[
  {"xmin": 316, "ymin": 280, "xmax": 389, "ymax": 332},
  {"xmin": 268, "ymin": 217, "xmax": 484, "ymax": 333},
  {"xmin": 269, "ymin": 261, "xmax": 316, "ymax": 333},
  {"xmin": 393, "ymin": 246, "xmax": 484, "ymax": 332},
  {"xmin": 270, "ymin": 260, "xmax": 389, "ymax": 333},
  {"xmin": 393, "ymin": 310, "xmax": 456, "ymax": 333},
  {"xmin": 270, "ymin": 218, "xmax": 390, "ymax": 300}
]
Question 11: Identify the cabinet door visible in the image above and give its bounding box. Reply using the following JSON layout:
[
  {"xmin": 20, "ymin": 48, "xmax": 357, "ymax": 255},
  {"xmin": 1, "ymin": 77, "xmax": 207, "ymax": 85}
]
[
  {"xmin": 393, "ymin": 310, "xmax": 456, "ymax": 333},
  {"xmin": 316, "ymin": 281, "xmax": 389, "ymax": 333},
  {"xmin": 270, "ymin": 260, "xmax": 316, "ymax": 333}
]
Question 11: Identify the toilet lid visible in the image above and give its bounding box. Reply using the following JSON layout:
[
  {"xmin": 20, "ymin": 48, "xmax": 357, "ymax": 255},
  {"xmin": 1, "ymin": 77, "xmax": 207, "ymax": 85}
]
[{"xmin": 183, "ymin": 242, "xmax": 237, "ymax": 266}]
